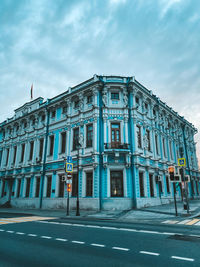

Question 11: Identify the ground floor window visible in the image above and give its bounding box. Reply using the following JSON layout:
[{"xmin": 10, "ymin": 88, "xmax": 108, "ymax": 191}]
[
  {"xmin": 86, "ymin": 172, "xmax": 93, "ymax": 197},
  {"xmin": 166, "ymin": 176, "xmax": 170, "ymax": 193},
  {"xmin": 25, "ymin": 178, "xmax": 31, "ymax": 198},
  {"xmin": 149, "ymin": 174, "xmax": 154, "ymax": 197},
  {"xmin": 139, "ymin": 172, "xmax": 145, "ymax": 197},
  {"xmin": 72, "ymin": 173, "xmax": 78, "ymax": 197},
  {"xmin": 1, "ymin": 180, "xmax": 5, "ymax": 198},
  {"xmin": 110, "ymin": 171, "xmax": 123, "ymax": 197},
  {"xmin": 191, "ymin": 179, "xmax": 195, "ymax": 195},
  {"xmin": 46, "ymin": 176, "xmax": 52, "ymax": 198},
  {"xmin": 58, "ymin": 175, "xmax": 65, "ymax": 198},
  {"xmin": 35, "ymin": 178, "xmax": 40, "ymax": 198},
  {"xmin": 17, "ymin": 179, "xmax": 21, "ymax": 198}
]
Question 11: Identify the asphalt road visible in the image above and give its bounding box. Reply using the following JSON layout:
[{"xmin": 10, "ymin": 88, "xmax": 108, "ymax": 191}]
[{"xmin": 0, "ymin": 215, "xmax": 200, "ymax": 267}]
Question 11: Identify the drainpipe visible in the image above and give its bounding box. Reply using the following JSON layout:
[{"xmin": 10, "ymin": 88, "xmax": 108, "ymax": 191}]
[
  {"xmin": 99, "ymin": 76, "xmax": 104, "ymax": 211},
  {"xmin": 39, "ymin": 104, "xmax": 50, "ymax": 209},
  {"xmin": 126, "ymin": 78, "xmax": 136, "ymax": 208}
]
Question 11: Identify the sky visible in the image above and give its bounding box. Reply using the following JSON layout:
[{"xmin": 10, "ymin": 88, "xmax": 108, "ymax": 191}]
[{"xmin": 0, "ymin": 0, "xmax": 200, "ymax": 165}]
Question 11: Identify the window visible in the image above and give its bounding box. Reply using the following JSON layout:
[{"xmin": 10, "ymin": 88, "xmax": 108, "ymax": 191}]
[
  {"xmin": 46, "ymin": 176, "xmax": 52, "ymax": 197},
  {"xmin": 149, "ymin": 174, "xmax": 154, "ymax": 197},
  {"xmin": 196, "ymin": 181, "xmax": 199, "ymax": 195},
  {"xmin": 86, "ymin": 124, "xmax": 93, "ymax": 148},
  {"xmin": 169, "ymin": 141, "xmax": 173, "ymax": 160},
  {"xmin": 13, "ymin": 146, "xmax": 17, "ymax": 165},
  {"xmin": 166, "ymin": 176, "xmax": 170, "ymax": 193},
  {"xmin": 0, "ymin": 150, "xmax": 2, "ymax": 166},
  {"xmin": 86, "ymin": 172, "xmax": 93, "ymax": 197},
  {"xmin": 58, "ymin": 175, "xmax": 65, "ymax": 198},
  {"xmin": 139, "ymin": 172, "xmax": 145, "ymax": 197},
  {"xmin": 111, "ymin": 123, "xmax": 120, "ymax": 148},
  {"xmin": 162, "ymin": 138, "xmax": 166, "ymax": 158},
  {"xmin": 1, "ymin": 180, "xmax": 5, "ymax": 198},
  {"xmin": 73, "ymin": 128, "xmax": 79, "ymax": 150},
  {"xmin": 61, "ymin": 132, "xmax": 66, "ymax": 154},
  {"xmin": 87, "ymin": 95, "xmax": 93, "ymax": 104},
  {"xmin": 155, "ymin": 135, "xmax": 159, "ymax": 155},
  {"xmin": 39, "ymin": 138, "xmax": 44, "ymax": 160},
  {"xmin": 111, "ymin": 171, "xmax": 123, "ymax": 197},
  {"xmin": 62, "ymin": 106, "xmax": 67, "ymax": 114},
  {"xmin": 74, "ymin": 100, "xmax": 79, "ymax": 109},
  {"xmin": 41, "ymin": 114, "xmax": 45, "ymax": 122},
  {"xmin": 146, "ymin": 130, "xmax": 151, "ymax": 151},
  {"xmin": 49, "ymin": 135, "xmax": 54, "ymax": 156},
  {"xmin": 20, "ymin": 144, "xmax": 25, "ymax": 163},
  {"xmin": 16, "ymin": 179, "xmax": 21, "ymax": 198},
  {"xmin": 145, "ymin": 103, "xmax": 148, "ymax": 110},
  {"xmin": 35, "ymin": 178, "xmax": 40, "ymax": 198},
  {"xmin": 24, "ymin": 122, "xmax": 27, "ymax": 128},
  {"xmin": 32, "ymin": 119, "xmax": 36, "ymax": 126},
  {"xmin": 111, "ymin": 92, "xmax": 119, "ymax": 100},
  {"xmin": 72, "ymin": 173, "xmax": 78, "ymax": 197},
  {"xmin": 6, "ymin": 148, "xmax": 10, "ymax": 166},
  {"xmin": 135, "ymin": 96, "xmax": 139, "ymax": 104},
  {"xmin": 29, "ymin": 141, "xmax": 34, "ymax": 161},
  {"xmin": 25, "ymin": 178, "xmax": 31, "ymax": 198},
  {"xmin": 136, "ymin": 125, "xmax": 142, "ymax": 148},
  {"xmin": 51, "ymin": 110, "xmax": 56, "ymax": 118}
]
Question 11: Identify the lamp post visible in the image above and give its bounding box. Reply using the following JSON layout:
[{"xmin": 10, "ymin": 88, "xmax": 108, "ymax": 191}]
[{"xmin": 76, "ymin": 133, "xmax": 83, "ymax": 216}]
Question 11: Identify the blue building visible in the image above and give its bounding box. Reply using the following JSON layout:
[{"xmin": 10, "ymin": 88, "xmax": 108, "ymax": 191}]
[{"xmin": 0, "ymin": 75, "xmax": 199, "ymax": 210}]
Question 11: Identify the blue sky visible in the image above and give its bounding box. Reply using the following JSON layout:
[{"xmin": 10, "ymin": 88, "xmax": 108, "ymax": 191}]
[{"xmin": 0, "ymin": 0, "xmax": 200, "ymax": 162}]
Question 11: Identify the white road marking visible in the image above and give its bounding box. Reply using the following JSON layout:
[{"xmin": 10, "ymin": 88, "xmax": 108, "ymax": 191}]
[
  {"xmin": 112, "ymin": 247, "xmax": 130, "ymax": 251},
  {"xmin": 37, "ymin": 221, "xmax": 49, "ymax": 224},
  {"xmin": 139, "ymin": 230, "xmax": 159, "ymax": 234},
  {"xmin": 50, "ymin": 222, "xmax": 60, "ymax": 225},
  {"xmin": 41, "ymin": 236, "xmax": 52, "ymax": 239},
  {"xmin": 60, "ymin": 223, "xmax": 72, "ymax": 226},
  {"xmin": 55, "ymin": 238, "xmax": 67, "ymax": 242},
  {"xmin": 177, "ymin": 219, "xmax": 191, "ymax": 224},
  {"xmin": 28, "ymin": 234, "xmax": 37, "ymax": 237},
  {"xmin": 140, "ymin": 251, "xmax": 159, "ymax": 256},
  {"xmin": 171, "ymin": 256, "xmax": 194, "ymax": 262},
  {"xmin": 72, "ymin": 240, "xmax": 85, "ymax": 244},
  {"xmin": 102, "ymin": 226, "xmax": 117, "ymax": 230},
  {"xmin": 72, "ymin": 224, "xmax": 85, "ymax": 227},
  {"xmin": 162, "ymin": 232, "xmax": 175, "ymax": 235},
  {"xmin": 16, "ymin": 232, "xmax": 25, "ymax": 235},
  {"xmin": 189, "ymin": 234, "xmax": 200, "ymax": 238},
  {"xmin": 0, "ymin": 229, "xmax": 5, "ymax": 231},
  {"xmin": 118, "ymin": 228, "xmax": 137, "ymax": 232},
  {"xmin": 91, "ymin": 243, "xmax": 105, "ymax": 247},
  {"xmin": 7, "ymin": 230, "xmax": 14, "ymax": 233},
  {"xmin": 85, "ymin": 225, "xmax": 101, "ymax": 229}
]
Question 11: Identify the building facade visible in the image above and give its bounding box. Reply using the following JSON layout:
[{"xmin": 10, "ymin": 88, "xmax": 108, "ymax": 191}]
[{"xmin": 0, "ymin": 75, "xmax": 199, "ymax": 210}]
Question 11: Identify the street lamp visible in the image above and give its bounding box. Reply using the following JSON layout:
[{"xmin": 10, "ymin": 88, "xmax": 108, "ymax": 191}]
[{"xmin": 76, "ymin": 133, "xmax": 83, "ymax": 216}]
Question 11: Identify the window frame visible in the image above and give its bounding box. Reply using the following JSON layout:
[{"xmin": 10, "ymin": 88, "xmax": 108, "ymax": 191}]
[{"xmin": 86, "ymin": 124, "xmax": 93, "ymax": 148}]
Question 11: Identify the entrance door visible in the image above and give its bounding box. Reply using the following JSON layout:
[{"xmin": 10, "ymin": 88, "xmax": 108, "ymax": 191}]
[{"xmin": 110, "ymin": 171, "xmax": 123, "ymax": 197}]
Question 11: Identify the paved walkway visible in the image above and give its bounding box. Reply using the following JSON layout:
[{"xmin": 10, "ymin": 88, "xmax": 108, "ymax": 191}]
[{"xmin": 0, "ymin": 199, "xmax": 200, "ymax": 222}]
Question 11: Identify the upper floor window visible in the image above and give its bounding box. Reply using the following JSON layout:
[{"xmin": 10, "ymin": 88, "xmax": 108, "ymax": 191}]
[
  {"xmin": 29, "ymin": 141, "xmax": 34, "ymax": 161},
  {"xmin": 135, "ymin": 96, "xmax": 139, "ymax": 105},
  {"xmin": 155, "ymin": 134, "xmax": 159, "ymax": 155},
  {"xmin": 20, "ymin": 144, "xmax": 25, "ymax": 163},
  {"xmin": 49, "ymin": 135, "xmax": 54, "ymax": 156},
  {"xmin": 51, "ymin": 110, "xmax": 56, "ymax": 119},
  {"xmin": 24, "ymin": 122, "xmax": 27, "ymax": 129},
  {"xmin": 32, "ymin": 118, "xmax": 36, "ymax": 126},
  {"xmin": 61, "ymin": 132, "xmax": 66, "ymax": 154},
  {"xmin": 162, "ymin": 138, "xmax": 166, "ymax": 158},
  {"xmin": 86, "ymin": 124, "xmax": 93, "ymax": 148},
  {"xmin": 136, "ymin": 125, "xmax": 142, "ymax": 149},
  {"xmin": 146, "ymin": 129, "xmax": 151, "ymax": 151},
  {"xmin": 6, "ymin": 148, "xmax": 10, "ymax": 166},
  {"xmin": 41, "ymin": 114, "xmax": 46, "ymax": 122},
  {"xmin": 73, "ymin": 128, "xmax": 79, "ymax": 150},
  {"xmin": 169, "ymin": 141, "xmax": 173, "ymax": 160},
  {"xmin": 39, "ymin": 138, "xmax": 44, "ymax": 160},
  {"xmin": 111, "ymin": 123, "xmax": 120, "ymax": 148},
  {"xmin": 145, "ymin": 103, "xmax": 148, "ymax": 110},
  {"xmin": 87, "ymin": 95, "xmax": 93, "ymax": 104},
  {"xmin": 13, "ymin": 146, "xmax": 17, "ymax": 165},
  {"xmin": 74, "ymin": 100, "xmax": 79, "ymax": 109},
  {"xmin": 111, "ymin": 92, "xmax": 119, "ymax": 100},
  {"xmin": 62, "ymin": 106, "xmax": 67, "ymax": 114}
]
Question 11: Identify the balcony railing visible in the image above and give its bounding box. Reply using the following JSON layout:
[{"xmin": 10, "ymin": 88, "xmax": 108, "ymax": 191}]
[{"xmin": 104, "ymin": 143, "xmax": 130, "ymax": 149}]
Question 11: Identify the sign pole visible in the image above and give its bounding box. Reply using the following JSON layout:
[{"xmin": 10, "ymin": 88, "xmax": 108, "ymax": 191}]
[
  {"xmin": 66, "ymin": 183, "xmax": 69, "ymax": 216},
  {"xmin": 173, "ymin": 183, "xmax": 178, "ymax": 216}
]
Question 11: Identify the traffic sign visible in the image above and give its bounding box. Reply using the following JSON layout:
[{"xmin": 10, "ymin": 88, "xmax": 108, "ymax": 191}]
[
  {"xmin": 67, "ymin": 173, "xmax": 72, "ymax": 179},
  {"xmin": 67, "ymin": 156, "xmax": 72, "ymax": 163},
  {"xmin": 178, "ymin": 158, "xmax": 186, "ymax": 167},
  {"xmin": 66, "ymin": 163, "xmax": 73, "ymax": 172}
]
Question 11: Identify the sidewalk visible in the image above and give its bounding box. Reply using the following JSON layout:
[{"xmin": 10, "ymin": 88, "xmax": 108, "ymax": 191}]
[{"xmin": 0, "ymin": 199, "xmax": 200, "ymax": 222}]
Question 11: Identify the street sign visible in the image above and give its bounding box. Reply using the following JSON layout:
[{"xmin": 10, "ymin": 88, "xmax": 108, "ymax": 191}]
[
  {"xmin": 178, "ymin": 158, "xmax": 186, "ymax": 167},
  {"xmin": 67, "ymin": 156, "xmax": 72, "ymax": 163},
  {"xmin": 66, "ymin": 163, "xmax": 73, "ymax": 173}
]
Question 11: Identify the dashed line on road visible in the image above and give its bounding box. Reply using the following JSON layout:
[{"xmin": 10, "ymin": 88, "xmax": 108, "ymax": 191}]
[
  {"xmin": 171, "ymin": 256, "xmax": 194, "ymax": 262},
  {"xmin": 72, "ymin": 240, "xmax": 85, "ymax": 244},
  {"xmin": 112, "ymin": 247, "xmax": 130, "ymax": 251},
  {"xmin": 6, "ymin": 230, "xmax": 14, "ymax": 233},
  {"xmin": 140, "ymin": 251, "xmax": 160, "ymax": 256},
  {"xmin": 55, "ymin": 238, "xmax": 67, "ymax": 242},
  {"xmin": 16, "ymin": 232, "xmax": 25, "ymax": 235},
  {"xmin": 91, "ymin": 243, "xmax": 105, "ymax": 247},
  {"xmin": 41, "ymin": 236, "xmax": 52, "ymax": 239},
  {"xmin": 28, "ymin": 234, "xmax": 37, "ymax": 237}
]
